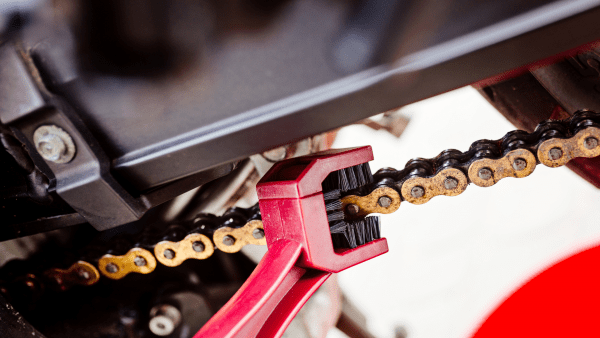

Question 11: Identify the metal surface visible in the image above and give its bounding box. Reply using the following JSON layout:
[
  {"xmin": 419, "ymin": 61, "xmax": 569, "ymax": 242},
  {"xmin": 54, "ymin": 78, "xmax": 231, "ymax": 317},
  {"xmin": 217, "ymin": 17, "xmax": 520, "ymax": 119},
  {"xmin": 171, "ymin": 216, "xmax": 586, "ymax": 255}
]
[
  {"xmin": 401, "ymin": 167, "xmax": 468, "ymax": 204},
  {"xmin": 0, "ymin": 294, "xmax": 45, "ymax": 338},
  {"xmin": 11, "ymin": 0, "xmax": 600, "ymax": 193},
  {"xmin": 213, "ymin": 220, "xmax": 267, "ymax": 254},
  {"xmin": 537, "ymin": 126, "xmax": 600, "ymax": 166},
  {"xmin": 98, "ymin": 248, "xmax": 157, "ymax": 280},
  {"xmin": 340, "ymin": 187, "xmax": 401, "ymax": 219},
  {"xmin": 33, "ymin": 125, "xmax": 76, "ymax": 164}
]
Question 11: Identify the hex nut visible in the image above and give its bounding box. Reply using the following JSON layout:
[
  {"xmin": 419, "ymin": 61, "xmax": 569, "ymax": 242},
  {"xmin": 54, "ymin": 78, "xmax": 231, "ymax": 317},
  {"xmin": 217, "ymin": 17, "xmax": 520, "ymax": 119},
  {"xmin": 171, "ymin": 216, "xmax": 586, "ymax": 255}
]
[{"xmin": 33, "ymin": 125, "xmax": 76, "ymax": 164}]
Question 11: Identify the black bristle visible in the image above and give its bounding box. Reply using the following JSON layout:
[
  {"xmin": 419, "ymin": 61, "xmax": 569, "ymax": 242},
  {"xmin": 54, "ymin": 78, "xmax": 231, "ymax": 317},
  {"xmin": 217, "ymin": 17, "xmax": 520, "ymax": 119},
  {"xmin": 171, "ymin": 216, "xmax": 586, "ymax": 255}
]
[
  {"xmin": 327, "ymin": 210, "xmax": 344, "ymax": 223},
  {"xmin": 325, "ymin": 199, "xmax": 342, "ymax": 212},
  {"xmin": 362, "ymin": 163, "xmax": 374, "ymax": 184},
  {"xmin": 338, "ymin": 169, "xmax": 350, "ymax": 192},
  {"xmin": 354, "ymin": 164, "xmax": 366, "ymax": 186},
  {"xmin": 323, "ymin": 189, "xmax": 341, "ymax": 201},
  {"xmin": 345, "ymin": 167, "xmax": 358, "ymax": 190},
  {"xmin": 322, "ymin": 162, "xmax": 377, "ymax": 250}
]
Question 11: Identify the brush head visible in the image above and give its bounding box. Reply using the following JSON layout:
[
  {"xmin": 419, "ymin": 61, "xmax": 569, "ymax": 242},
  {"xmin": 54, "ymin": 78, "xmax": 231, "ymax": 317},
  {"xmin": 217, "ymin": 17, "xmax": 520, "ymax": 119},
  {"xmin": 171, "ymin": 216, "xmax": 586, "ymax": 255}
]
[{"xmin": 322, "ymin": 163, "xmax": 380, "ymax": 250}]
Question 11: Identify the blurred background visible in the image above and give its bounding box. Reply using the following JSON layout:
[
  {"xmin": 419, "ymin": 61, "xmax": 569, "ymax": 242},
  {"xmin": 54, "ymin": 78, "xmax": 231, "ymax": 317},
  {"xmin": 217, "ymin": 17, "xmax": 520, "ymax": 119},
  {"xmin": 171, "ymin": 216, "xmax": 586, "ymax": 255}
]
[{"xmin": 328, "ymin": 86, "xmax": 600, "ymax": 338}]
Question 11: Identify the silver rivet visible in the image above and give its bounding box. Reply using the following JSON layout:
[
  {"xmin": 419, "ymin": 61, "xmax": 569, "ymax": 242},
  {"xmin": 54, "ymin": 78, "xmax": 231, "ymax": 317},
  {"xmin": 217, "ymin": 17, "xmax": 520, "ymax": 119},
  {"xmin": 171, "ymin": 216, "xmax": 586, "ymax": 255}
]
[
  {"xmin": 444, "ymin": 177, "xmax": 458, "ymax": 190},
  {"xmin": 106, "ymin": 263, "xmax": 118, "ymax": 273},
  {"xmin": 252, "ymin": 228, "xmax": 265, "ymax": 239},
  {"xmin": 512, "ymin": 158, "xmax": 527, "ymax": 171},
  {"xmin": 584, "ymin": 137, "xmax": 598, "ymax": 149},
  {"xmin": 378, "ymin": 196, "xmax": 392, "ymax": 208},
  {"xmin": 163, "ymin": 249, "xmax": 175, "ymax": 260},
  {"xmin": 411, "ymin": 186, "xmax": 424, "ymax": 198},
  {"xmin": 134, "ymin": 256, "xmax": 147, "ymax": 267},
  {"xmin": 33, "ymin": 125, "xmax": 76, "ymax": 164},
  {"xmin": 549, "ymin": 147, "xmax": 563, "ymax": 160},
  {"xmin": 478, "ymin": 168, "xmax": 492, "ymax": 180},
  {"xmin": 222, "ymin": 235, "xmax": 235, "ymax": 246},
  {"xmin": 78, "ymin": 269, "xmax": 90, "ymax": 280},
  {"xmin": 192, "ymin": 241, "xmax": 205, "ymax": 252}
]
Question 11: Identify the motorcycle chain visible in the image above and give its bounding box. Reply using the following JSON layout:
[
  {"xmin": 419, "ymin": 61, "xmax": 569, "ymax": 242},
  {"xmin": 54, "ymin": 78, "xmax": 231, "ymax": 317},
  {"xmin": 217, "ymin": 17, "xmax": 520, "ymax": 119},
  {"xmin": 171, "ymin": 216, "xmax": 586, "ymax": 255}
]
[
  {"xmin": 340, "ymin": 110, "xmax": 600, "ymax": 219},
  {"xmin": 2, "ymin": 110, "xmax": 600, "ymax": 297}
]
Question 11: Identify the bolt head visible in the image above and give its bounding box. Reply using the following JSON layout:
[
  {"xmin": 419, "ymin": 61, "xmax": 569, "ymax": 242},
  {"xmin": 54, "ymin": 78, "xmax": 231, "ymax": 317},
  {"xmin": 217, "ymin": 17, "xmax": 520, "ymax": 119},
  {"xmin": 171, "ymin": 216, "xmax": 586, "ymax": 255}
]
[
  {"xmin": 222, "ymin": 235, "xmax": 235, "ymax": 246},
  {"xmin": 478, "ymin": 168, "xmax": 493, "ymax": 180},
  {"xmin": 192, "ymin": 241, "xmax": 205, "ymax": 252},
  {"xmin": 163, "ymin": 249, "xmax": 175, "ymax": 260},
  {"xmin": 134, "ymin": 256, "xmax": 147, "ymax": 267},
  {"xmin": 584, "ymin": 137, "xmax": 598, "ymax": 150},
  {"xmin": 106, "ymin": 263, "xmax": 119, "ymax": 273},
  {"xmin": 443, "ymin": 177, "xmax": 458, "ymax": 190},
  {"xmin": 410, "ymin": 186, "xmax": 425, "ymax": 198},
  {"xmin": 548, "ymin": 147, "xmax": 563, "ymax": 160},
  {"xmin": 346, "ymin": 204, "xmax": 360, "ymax": 215},
  {"xmin": 33, "ymin": 125, "xmax": 76, "ymax": 163},
  {"xmin": 512, "ymin": 158, "xmax": 527, "ymax": 171},
  {"xmin": 252, "ymin": 228, "xmax": 265, "ymax": 239},
  {"xmin": 378, "ymin": 196, "xmax": 392, "ymax": 208}
]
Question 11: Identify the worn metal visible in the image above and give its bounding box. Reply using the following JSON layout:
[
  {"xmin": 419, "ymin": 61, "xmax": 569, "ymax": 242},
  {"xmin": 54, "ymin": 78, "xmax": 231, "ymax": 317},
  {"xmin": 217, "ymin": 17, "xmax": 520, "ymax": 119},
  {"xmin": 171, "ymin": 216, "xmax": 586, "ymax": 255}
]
[
  {"xmin": 43, "ymin": 261, "xmax": 100, "ymax": 290},
  {"xmin": 33, "ymin": 125, "xmax": 76, "ymax": 163},
  {"xmin": 538, "ymin": 127, "xmax": 600, "ymax": 167},
  {"xmin": 401, "ymin": 168, "xmax": 468, "ymax": 204},
  {"xmin": 213, "ymin": 220, "xmax": 267, "ymax": 254},
  {"xmin": 469, "ymin": 149, "xmax": 536, "ymax": 187},
  {"xmin": 154, "ymin": 233, "xmax": 214, "ymax": 268},
  {"xmin": 340, "ymin": 187, "xmax": 401, "ymax": 219},
  {"xmin": 98, "ymin": 248, "xmax": 157, "ymax": 280}
]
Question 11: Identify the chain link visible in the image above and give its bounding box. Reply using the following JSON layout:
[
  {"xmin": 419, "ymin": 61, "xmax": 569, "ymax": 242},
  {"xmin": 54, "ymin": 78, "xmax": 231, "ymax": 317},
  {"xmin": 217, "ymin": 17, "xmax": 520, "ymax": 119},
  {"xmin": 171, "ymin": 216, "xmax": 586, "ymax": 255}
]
[
  {"xmin": 3, "ymin": 110, "xmax": 600, "ymax": 298},
  {"xmin": 341, "ymin": 110, "xmax": 600, "ymax": 216}
]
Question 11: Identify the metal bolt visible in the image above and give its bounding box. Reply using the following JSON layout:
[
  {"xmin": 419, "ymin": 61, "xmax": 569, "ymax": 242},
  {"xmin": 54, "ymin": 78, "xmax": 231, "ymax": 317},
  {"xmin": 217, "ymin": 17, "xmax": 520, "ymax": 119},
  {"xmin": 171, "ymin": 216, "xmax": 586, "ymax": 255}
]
[
  {"xmin": 163, "ymin": 249, "xmax": 175, "ymax": 260},
  {"xmin": 512, "ymin": 158, "xmax": 527, "ymax": 171},
  {"xmin": 222, "ymin": 235, "xmax": 235, "ymax": 246},
  {"xmin": 584, "ymin": 137, "xmax": 598, "ymax": 149},
  {"xmin": 346, "ymin": 204, "xmax": 360, "ymax": 215},
  {"xmin": 548, "ymin": 147, "xmax": 563, "ymax": 160},
  {"xmin": 78, "ymin": 269, "xmax": 90, "ymax": 281},
  {"xmin": 134, "ymin": 256, "xmax": 147, "ymax": 267},
  {"xmin": 149, "ymin": 304, "xmax": 182, "ymax": 337},
  {"xmin": 444, "ymin": 177, "xmax": 458, "ymax": 190},
  {"xmin": 478, "ymin": 168, "xmax": 493, "ymax": 180},
  {"xmin": 378, "ymin": 196, "xmax": 392, "ymax": 208},
  {"xmin": 252, "ymin": 228, "xmax": 265, "ymax": 239},
  {"xmin": 106, "ymin": 263, "xmax": 119, "ymax": 273},
  {"xmin": 410, "ymin": 186, "xmax": 424, "ymax": 198},
  {"xmin": 33, "ymin": 125, "xmax": 76, "ymax": 164},
  {"xmin": 192, "ymin": 241, "xmax": 205, "ymax": 252}
]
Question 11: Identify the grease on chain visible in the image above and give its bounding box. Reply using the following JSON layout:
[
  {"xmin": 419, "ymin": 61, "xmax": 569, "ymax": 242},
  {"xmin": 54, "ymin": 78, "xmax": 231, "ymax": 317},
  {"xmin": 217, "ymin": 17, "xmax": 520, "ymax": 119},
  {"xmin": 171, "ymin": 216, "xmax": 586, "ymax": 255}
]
[{"xmin": 340, "ymin": 110, "xmax": 600, "ymax": 217}]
